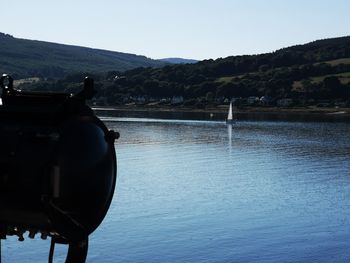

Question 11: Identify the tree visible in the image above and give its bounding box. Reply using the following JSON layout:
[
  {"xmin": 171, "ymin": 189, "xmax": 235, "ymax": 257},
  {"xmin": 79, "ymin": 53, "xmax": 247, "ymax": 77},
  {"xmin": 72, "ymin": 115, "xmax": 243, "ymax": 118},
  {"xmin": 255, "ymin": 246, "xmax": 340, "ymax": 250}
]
[{"xmin": 323, "ymin": 76, "xmax": 341, "ymax": 98}]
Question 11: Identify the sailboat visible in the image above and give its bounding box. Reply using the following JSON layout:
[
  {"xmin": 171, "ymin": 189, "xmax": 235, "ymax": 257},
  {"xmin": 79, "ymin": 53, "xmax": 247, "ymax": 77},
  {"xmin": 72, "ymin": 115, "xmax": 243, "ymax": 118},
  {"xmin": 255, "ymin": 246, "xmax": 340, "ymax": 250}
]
[{"xmin": 226, "ymin": 101, "xmax": 235, "ymax": 124}]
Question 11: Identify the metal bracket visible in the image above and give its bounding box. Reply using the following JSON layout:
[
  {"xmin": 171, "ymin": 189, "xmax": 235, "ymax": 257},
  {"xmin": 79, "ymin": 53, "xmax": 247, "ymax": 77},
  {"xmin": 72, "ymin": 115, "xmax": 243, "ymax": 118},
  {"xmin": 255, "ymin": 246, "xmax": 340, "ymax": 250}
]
[
  {"xmin": 49, "ymin": 237, "xmax": 88, "ymax": 263},
  {"xmin": 0, "ymin": 74, "xmax": 14, "ymax": 95}
]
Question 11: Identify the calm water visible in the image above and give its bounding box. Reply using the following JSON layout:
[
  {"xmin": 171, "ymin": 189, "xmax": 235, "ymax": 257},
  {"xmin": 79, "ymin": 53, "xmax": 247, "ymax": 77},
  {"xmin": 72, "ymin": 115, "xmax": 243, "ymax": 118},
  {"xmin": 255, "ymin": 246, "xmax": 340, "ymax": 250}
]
[{"xmin": 3, "ymin": 117, "xmax": 350, "ymax": 262}]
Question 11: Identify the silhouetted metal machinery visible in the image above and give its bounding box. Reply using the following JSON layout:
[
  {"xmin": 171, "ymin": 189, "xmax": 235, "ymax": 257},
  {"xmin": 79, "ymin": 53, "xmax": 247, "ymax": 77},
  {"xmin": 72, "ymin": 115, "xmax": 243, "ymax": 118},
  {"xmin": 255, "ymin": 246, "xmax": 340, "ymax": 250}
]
[{"xmin": 0, "ymin": 74, "xmax": 118, "ymax": 263}]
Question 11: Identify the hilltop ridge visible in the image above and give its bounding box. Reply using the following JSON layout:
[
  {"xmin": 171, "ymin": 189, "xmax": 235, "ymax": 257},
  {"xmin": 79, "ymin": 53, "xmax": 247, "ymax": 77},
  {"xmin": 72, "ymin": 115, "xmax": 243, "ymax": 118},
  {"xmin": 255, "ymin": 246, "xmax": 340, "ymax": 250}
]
[{"xmin": 0, "ymin": 32, "xmax": 166, "ymax": 78}]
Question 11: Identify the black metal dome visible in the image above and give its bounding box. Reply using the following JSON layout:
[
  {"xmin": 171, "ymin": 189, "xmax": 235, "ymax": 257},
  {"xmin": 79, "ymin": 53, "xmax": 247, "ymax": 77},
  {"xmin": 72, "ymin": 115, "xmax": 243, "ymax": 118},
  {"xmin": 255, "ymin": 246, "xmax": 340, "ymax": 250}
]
[{"xmin": 0, "ymin": 75, "xmax": 118, "ymax": 263}]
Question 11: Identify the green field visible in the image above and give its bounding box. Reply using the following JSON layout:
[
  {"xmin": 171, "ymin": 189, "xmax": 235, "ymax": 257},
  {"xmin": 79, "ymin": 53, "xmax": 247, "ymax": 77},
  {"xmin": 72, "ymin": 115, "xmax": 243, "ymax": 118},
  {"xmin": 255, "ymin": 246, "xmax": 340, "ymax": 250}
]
[
  {"xmin": 310, "ymin": 72, "xmax": 350, "ymax": 84},
  {"xmin": 317, "ymin": 58, "xmax": 350, "ymax": 66}
]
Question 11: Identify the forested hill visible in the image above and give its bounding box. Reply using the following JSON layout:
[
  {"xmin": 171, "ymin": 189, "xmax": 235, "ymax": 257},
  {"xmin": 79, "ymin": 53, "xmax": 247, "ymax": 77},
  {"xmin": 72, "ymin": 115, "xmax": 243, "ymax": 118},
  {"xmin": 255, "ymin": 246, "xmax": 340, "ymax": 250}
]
[
  {"xmin": 198, "ymin": 36, "xmax": 350, "ymax": 75},
  {"xmin": 0, "ymin": 33, "xmax": 165, "ymax": 79},
  {"xmin": 158, "ymin": 58, "xmax": 198, "ymax": 64},
  {"xmin": 19, "ymin": 36, "xmax": 350, "ymax": 107},
  {"xmin": 103, "ymin": 36, "xmax": 350, "ymax": 105}
]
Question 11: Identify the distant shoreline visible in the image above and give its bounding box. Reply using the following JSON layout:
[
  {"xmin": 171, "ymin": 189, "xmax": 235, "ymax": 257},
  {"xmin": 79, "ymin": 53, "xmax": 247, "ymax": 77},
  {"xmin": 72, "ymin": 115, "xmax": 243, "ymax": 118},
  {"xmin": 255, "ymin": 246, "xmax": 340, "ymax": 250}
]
[{"xmin": 93, "ymin": 105, "xmax": 350, "ymax": 117}]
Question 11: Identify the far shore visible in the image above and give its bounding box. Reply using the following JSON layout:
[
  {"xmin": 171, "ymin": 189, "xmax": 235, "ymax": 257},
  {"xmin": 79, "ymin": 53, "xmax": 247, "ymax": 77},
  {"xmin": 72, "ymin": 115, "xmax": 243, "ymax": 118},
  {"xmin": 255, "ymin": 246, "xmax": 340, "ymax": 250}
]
[{"xmin": 93, "ymin": 104, "xmax": 350, "ymax": 117}]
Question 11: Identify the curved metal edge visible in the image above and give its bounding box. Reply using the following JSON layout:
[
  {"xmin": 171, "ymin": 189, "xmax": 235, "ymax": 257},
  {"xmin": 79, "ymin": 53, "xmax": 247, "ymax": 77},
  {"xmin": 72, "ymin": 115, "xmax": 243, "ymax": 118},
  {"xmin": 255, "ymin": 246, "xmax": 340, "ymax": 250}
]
[{"xmin": 65, "ymin": 238, "xmax": 89, "ymax": 263}]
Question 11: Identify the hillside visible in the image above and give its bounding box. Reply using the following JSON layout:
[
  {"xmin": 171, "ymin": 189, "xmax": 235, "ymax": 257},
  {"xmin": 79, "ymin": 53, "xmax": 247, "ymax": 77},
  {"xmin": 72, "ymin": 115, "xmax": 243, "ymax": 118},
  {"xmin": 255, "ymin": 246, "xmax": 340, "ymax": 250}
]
[
  {"xmin": 158, "ymin": 58, "xmax": 198, "ymax": 64},
  {"xmin": 19, "ymin": 36, "xmax": 350, "ymax": 108},
  {"xmin": 0, "ymin": 33, "xmax": 165, "ymax": 79}
]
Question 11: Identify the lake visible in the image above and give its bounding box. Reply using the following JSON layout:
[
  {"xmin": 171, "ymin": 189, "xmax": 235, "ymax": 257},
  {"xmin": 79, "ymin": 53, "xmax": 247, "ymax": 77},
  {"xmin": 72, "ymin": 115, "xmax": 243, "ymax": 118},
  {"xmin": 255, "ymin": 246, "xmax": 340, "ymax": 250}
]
[{"xmin": 2, "ymin": 115, "xmax": 350, "ymax": 262}]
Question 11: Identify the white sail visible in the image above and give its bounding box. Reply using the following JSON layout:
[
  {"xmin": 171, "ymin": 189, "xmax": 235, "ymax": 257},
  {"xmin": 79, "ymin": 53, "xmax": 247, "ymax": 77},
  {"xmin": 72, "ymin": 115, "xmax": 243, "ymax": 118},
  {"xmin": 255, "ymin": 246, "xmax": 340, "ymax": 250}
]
[{"xmin": 227, "ymin": 102, "xmax": 233, "ymax": 120}]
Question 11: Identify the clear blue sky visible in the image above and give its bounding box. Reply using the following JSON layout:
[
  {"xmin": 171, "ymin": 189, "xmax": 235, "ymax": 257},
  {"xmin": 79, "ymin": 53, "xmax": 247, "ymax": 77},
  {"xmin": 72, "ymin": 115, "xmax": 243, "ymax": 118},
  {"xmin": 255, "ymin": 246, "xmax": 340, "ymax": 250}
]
[{"xmin": 1, "ymin": 0, "xmax": 349, "ymax": 60}]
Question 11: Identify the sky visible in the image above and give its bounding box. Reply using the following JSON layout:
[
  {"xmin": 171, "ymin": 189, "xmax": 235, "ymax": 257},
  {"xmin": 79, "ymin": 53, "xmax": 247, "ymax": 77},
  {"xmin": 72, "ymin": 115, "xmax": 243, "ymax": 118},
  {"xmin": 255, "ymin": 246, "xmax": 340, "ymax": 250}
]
[{"xmin": 1, "ymin": 0, "xmax": 350, "ymax": 60}]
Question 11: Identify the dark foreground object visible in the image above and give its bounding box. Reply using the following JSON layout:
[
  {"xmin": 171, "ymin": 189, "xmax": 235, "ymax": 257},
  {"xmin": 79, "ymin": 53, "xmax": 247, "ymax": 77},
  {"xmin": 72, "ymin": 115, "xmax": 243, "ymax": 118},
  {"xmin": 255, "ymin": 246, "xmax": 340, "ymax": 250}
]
[{"xmin": 0, "ymin": 74, "xmax": 118, "ymax": 263}]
